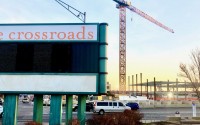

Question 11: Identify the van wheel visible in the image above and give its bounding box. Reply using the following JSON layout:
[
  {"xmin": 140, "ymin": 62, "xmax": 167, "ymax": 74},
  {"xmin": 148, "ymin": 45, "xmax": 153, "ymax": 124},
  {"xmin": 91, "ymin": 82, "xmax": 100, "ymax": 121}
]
[{"xmin": 99, "ymin": 110, "xmax": 104, "ymax": 115}]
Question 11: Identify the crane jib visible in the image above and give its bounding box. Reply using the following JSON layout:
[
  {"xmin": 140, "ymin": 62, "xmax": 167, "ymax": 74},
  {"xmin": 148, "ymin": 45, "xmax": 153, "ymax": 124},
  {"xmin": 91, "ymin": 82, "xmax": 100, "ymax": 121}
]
[
  {"xmin": 113, "ymin": 0, "xmax": 174, "ymax": 33},
  {"xmin": 127, "ymin": 6, "xmax": 174, "ymax": 33}
]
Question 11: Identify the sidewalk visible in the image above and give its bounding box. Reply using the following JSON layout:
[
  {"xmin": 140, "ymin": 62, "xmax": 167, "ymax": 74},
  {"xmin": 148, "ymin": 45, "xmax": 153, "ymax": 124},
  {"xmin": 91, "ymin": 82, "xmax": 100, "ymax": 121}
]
[{"xmin": 167, "ymin": 116, "xmax": 200, "ymax": 125}]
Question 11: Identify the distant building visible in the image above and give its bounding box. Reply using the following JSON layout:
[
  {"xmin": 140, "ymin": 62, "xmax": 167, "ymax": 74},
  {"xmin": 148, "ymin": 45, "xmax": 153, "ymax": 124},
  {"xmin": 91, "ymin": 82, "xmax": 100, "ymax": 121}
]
[{"xmin": 107, "ymin": 82, "xmax": 111, "ymax": 92}]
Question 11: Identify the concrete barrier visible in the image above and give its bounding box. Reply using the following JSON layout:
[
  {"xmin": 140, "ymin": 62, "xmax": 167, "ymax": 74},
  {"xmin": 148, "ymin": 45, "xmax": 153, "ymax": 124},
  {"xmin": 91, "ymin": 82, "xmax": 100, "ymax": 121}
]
[
  {"xmin": 167, "ymin": 116, "xmax": 181, "ymax": 122},
  {"xmin": 135, "ymin": 100, "xmax": 200, "ymax": 108},
  {"xmin": 181, "ymin": 120, "xmax": 200, "ymax": 124},
  {"xmin": 192, "ymin": 117, "xmax": 200, "ymax": 120}
]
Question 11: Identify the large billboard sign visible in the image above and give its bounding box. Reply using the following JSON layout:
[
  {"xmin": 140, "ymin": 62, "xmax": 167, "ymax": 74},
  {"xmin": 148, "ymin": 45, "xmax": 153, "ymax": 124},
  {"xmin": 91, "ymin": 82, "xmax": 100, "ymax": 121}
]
[
  {"xmin": 0, "ymin": 24, "xmax": 98, "ymax": 41},
  {"xmin": 0, "ymin": 23, "xmax": 108, "ymax": 94}
]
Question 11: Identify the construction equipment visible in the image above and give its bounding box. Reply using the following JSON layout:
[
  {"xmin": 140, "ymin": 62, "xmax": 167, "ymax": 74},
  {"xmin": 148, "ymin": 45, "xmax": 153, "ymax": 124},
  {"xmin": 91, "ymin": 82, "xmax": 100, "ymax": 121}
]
[
  {"xmin": 55, "ymin": 0, "xmax": 86, "ymax": 23},
  {"xmin": 113, "ymin": 0, "xmax": 174, "ymax": 94}
]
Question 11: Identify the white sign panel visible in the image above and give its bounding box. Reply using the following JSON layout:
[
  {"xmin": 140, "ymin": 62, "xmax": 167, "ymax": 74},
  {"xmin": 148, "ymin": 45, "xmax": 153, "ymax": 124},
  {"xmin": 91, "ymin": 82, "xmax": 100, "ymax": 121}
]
[
  {"xmin": 0, "ymin": 24, "xmax": 97, "ymax": 41},
  {"xmin": 0, "ymin": 74, "xmax": 97, "ymax": 93}
]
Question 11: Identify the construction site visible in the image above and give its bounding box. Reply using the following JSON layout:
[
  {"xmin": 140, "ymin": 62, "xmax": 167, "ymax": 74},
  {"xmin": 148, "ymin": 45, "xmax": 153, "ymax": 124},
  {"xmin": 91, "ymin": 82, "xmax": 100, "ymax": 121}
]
[{"xmin": 111, "ymin": 76, "xmax": 196, "ymax": 100}]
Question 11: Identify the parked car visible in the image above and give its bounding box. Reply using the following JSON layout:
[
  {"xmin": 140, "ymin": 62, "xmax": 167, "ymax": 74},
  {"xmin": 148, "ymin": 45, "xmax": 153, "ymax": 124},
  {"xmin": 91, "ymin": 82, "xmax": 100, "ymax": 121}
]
[
  {"xmin": 73, "ymin": 102, "xmax": 94, "ymax": 112},
  {"xmin": 0, "ymin": 98, "xmax": 3, "ymax": 105},
  {"xmin": 93, "ymin": 100, "xmax": 131, "ymax": 115},
  {"xmin": 43, "ymin": 98, "xmax": 50, "ymax": 106},
  {"xmin": 125, "ymin": 102, "xmax": 139, "ymax": 110},
  {"xmin": 0, "ymin": 105, "xmax": 3, "ymax": 118},
  {"xmin": 22, "ymin": 98, "xmax": 30, "ymax": 103}
]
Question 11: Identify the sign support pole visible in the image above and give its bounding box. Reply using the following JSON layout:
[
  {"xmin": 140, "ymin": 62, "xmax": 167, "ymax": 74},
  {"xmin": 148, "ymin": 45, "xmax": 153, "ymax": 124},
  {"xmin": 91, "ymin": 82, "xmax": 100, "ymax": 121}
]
[
  {"xmin": 33, "ymin": 94, "xmax": 43, "ymax": 124},
  {"xmin": 2, "ymin": 94, "xmax": 18, "ymax": 125},
  {"xmin": 49, "ymin": 95, "xmax": 62, "ymax": 125},
  {"xmin": 78, "ymin": 95, "xmax": 87, "ymax": 125},
  {"xmin": 65, "ymin": 95, "xmax": 73, "ymax": 125}
]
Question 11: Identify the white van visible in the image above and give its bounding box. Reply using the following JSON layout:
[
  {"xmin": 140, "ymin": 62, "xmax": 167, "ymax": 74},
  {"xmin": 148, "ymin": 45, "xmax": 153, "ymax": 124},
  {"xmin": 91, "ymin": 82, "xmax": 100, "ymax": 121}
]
[{"xmin": 93, "ymin": 100, "xmax": 131, "ymax": 115}]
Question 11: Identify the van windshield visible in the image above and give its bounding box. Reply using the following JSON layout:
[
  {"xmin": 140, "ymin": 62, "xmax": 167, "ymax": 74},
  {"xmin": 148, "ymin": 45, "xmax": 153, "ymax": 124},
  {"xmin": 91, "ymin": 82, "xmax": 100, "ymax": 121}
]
[{"xmin": 119, "ymin": 102, "xmax": 124, "ymax": 106}]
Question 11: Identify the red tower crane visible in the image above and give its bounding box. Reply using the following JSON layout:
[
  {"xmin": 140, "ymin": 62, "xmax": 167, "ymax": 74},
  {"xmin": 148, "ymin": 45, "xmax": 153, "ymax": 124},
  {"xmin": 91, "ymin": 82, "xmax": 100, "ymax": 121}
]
[{"xmin": 113, "ymin": 0, "xmax": 174, "ymax": 94}]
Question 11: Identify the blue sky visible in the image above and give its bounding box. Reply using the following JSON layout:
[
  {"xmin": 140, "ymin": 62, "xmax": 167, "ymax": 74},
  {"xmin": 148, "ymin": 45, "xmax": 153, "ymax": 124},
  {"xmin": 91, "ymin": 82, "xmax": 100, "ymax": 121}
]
[{"xmin": 1, "ymin": 0, "xmax": 200, "ymax": 90}]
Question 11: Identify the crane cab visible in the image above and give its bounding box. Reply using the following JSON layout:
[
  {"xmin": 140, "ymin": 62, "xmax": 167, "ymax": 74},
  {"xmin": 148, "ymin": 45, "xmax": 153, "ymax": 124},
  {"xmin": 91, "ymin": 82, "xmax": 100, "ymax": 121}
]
[{"xmin": 114, "ymin": 0, "xmax": 131, "ymax": 8}]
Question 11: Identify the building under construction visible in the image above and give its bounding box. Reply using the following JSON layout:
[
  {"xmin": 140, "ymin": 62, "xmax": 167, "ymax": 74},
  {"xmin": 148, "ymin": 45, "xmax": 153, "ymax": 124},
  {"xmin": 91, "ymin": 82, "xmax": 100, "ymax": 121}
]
[{"xmin": 111, "ymin": 75, "xmax": 198, "ymax": 101}]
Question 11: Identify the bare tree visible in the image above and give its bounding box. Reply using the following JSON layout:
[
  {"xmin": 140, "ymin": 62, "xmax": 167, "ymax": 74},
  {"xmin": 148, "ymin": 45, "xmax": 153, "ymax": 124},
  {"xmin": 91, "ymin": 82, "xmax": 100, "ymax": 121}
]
[{"xmin": 179, "ymin": 48, "xmax": 200, "ymax": 101}]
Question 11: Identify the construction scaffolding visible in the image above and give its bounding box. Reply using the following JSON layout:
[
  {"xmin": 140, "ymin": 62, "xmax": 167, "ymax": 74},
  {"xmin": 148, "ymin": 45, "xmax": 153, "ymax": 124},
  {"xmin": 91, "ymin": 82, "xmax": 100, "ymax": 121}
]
[{"xmin": 111, "ymin": 76, "xmax": 197, "ymax": 101}]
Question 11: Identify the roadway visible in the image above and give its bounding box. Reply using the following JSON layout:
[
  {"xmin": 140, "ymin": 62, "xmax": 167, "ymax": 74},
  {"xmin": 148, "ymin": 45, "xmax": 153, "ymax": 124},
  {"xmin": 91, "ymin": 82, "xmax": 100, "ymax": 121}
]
[
  {"xmin": 140, "ymin": 107, "xmax": 200, "ymax": 121},
  {"xmin": 0, "ymin": 101, "xmax": 199, "ymax": 124}
]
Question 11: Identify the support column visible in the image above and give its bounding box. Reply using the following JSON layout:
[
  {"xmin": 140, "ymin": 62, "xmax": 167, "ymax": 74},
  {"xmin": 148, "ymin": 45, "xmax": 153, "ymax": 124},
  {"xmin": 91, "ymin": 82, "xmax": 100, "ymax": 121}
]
[
  {"xmin": 176, "ymin": 78, "xmax": 178, "ymax": 100},
  {"xmin": 140, "ymin": 73, "xmax": 142, "ymax": 96},
  {"xmin": 33, "ymin": 94, "xmax": 43, "ymax": 124},
  {"xmin": 154, "ymin": 77, "xmax": 156, "ymax": 101},
  {"xmin": 65, "ymin": 95, "xmax": 73, "ymax": 125},
  {"xmin": 78, "ymin": 95, "xmax": 87, "ymax": 125},
  {"xmin": 2, "ymin": 94, "xmax": 18, "ymax": 125},
  {"xmin": 167, "ymin": 80, "xmax": 169, "ymax": 92},
  {"xmin": 136, "ymin": 74, "xmax": 138, "ymax": 96},
  {"xmin": 185, "ymin": 81, "xmax": 187, "ymax": 100},
  {"xmin": 132, "ymin": 75, "xmax": 134, "ymax": 94},
  {"xmin": 147, "ymin": 79, "xmax": 149, "ymax": 99},
  {"xmin": 167, "ymin": 80, "xmax": 170, "ymax": 100},
  {"xmin": 128, "ymin": 76, "xmax": 130, "ymax": 94},
  {"xmin": 49, "ymin": 95, "xmax": 62, "ymax": 125}
]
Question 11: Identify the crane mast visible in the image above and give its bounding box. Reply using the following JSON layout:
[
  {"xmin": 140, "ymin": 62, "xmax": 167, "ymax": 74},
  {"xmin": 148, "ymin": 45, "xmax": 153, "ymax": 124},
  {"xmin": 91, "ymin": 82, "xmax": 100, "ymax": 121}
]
[
  {"xmin": 113, "ymin": 0, "xmax": 174, "ymax": 94},
  {"xmin": 119, "ymin": 6, "xmax": 127, "ymax": 94}
]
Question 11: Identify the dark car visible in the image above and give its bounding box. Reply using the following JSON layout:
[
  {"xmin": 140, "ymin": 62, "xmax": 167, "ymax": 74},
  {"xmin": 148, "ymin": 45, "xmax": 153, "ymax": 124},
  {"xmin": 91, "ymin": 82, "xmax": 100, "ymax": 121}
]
[
  {"xmin": 22, "ymin": 98, "xmax": 30, "ymax": 103},
  {"xmin": 73, "ymin": 102, "xmax": 94, "ymax": 112},
  {"xmin": 125, "ymin": 102, "xmax": 139, "ymax": 110},
  {"xmin": 0, "ymin": 112, "xmax": 3, "ymax": 118},
  {"xmin": 0, "ymin": 99, "xmax": 3, "ymax": 105}
]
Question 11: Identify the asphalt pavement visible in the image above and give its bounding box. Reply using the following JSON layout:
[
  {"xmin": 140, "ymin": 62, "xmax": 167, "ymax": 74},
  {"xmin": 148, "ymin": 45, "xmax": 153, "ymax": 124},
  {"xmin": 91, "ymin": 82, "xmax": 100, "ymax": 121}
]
[{"xmin": 0, "ymin": 101, "xmax": 199, "ymax": 124}]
